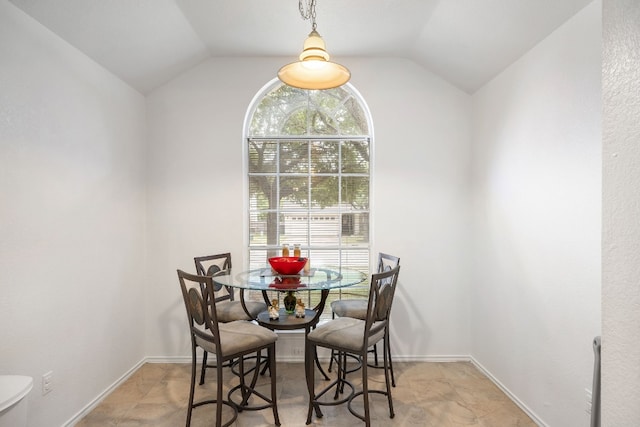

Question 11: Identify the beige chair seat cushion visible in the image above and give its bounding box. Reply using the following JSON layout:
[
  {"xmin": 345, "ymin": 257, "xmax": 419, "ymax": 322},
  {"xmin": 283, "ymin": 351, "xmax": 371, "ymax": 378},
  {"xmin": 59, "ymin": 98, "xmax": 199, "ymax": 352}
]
[
  {"xmin": 331, "ymin": 299, "xmax": 367, "ymax": 320},
  {"xmin": 216, "ymin": 300, "xmax": 267, "ymax": 323},
  {"xmin": 196, "ymin": 320, "xmax": 277, "ymax": 357},
  {"xmin": 307, "ymin": 317, "xmax": 386, "ymax": 353}
]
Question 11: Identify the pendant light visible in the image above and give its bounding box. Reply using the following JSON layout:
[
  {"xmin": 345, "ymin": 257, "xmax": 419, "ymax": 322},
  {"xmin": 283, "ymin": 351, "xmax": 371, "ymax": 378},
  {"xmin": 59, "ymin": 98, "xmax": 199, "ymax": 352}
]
[{"xmin": 278, "ymin": 0, "xmax": 350, "ymax": 90}]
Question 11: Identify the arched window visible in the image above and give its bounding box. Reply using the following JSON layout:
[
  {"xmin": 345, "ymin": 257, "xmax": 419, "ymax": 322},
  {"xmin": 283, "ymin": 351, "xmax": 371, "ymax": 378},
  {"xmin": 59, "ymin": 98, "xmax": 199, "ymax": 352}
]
[{"xmin": 244, "ymin": 80, "xmax": 372, "ymax": 316}]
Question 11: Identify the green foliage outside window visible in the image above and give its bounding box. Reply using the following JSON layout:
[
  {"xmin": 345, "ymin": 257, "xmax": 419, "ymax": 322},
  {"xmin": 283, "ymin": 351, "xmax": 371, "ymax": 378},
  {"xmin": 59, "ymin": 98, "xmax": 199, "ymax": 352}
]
[{"xmin": 246, "ymin": 82, "xmax": 372, "ymax": 318}]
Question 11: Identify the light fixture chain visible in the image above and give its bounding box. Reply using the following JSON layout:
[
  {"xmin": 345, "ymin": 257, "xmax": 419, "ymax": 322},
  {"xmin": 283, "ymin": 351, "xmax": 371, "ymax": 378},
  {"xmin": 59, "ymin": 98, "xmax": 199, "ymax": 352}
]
[{"xmin": 298, "ymin": 0, "xmax": 317, "ymax": 31}]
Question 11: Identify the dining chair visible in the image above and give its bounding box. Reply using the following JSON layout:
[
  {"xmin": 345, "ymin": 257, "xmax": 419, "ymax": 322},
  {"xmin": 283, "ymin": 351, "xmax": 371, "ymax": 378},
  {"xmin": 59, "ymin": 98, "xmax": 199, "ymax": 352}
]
[
  {"xmin": 177, "ymin": 269, "xmax": 280, "ymax": 427},
  {"xmin": 194, "ymin": 253, "xmax": 269, "ymax": 384},
  {"xmin": 329, "ymin": 252, "xmax": 400, "ymax": 386},
  {"xmin": 305, "ymin": 265, "xmax": 401, "ymax": 426}
]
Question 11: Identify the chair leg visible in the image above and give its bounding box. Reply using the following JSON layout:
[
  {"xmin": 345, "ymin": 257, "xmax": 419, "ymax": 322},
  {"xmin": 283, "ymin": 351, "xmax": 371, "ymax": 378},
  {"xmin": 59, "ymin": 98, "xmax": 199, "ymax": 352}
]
[
  {"xmin": 239, "ymin": 351, "xmax": 263, "ymax": 408},
  {"xmin": 383, "ymin": 333, "xmax": 395, "ymax": 418},
  {"xmin": 269, "ymin": 345, "xmax": 281, "ymax": 426},
  {"xmin": 362, "ymin": 357, "xmax": 370, "ymax": 427},
  {"xmin": 187, "ymin": 345, "xmax": 197, "ymax": 427},
  {"xmin": 333, "ymin": 353, "xmax": 342, "ymax": 400},
  {"xmin": 216, "ymin": 364, "xmax": 224, "ymax": 427},
  {"xmin": 328, "ymin": 349, "xmax": 336, "ymax": 372},
  {"xmin": 199, "ymin": 350, "xmax": 208, "ymax": 385},
  {"xmin": 314, "ymin": 348, "xmax": 331, "ymax": 381},
  {"xmin": 238, "ymin": 356, "xmax": 247, "ymax": 411},
  {"xmin": 339, "ymin": 352, "xmax": 347, "ymax": 394},
  {"xmin": 328, "ymin": 312, "xmax": 336, "ymax": 373},
  {"xmin": 387, "ymin": 336, "xmax": 396, "ymax": 387},
  {"xmin": 305, "ymin": 341, "xmax": 316, "ymax": 425},
  {"xmin": 373, "ymin": 343, "xmax": 379, "ymax": 366}
]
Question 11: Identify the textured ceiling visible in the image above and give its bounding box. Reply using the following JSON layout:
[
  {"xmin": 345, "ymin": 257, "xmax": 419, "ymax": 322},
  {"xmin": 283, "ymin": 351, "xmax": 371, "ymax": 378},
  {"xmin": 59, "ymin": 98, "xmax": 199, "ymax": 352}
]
[{"xmin": 9, "ymin": 0, "xmax": 594, "ymax": 94}]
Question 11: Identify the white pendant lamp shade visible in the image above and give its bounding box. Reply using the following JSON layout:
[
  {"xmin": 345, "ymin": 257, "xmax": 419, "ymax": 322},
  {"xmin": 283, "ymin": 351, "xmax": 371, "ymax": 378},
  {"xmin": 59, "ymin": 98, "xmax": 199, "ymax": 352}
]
[{"xmin": 278, "ymin": 30, "xmax": 350, "ymax": 90}]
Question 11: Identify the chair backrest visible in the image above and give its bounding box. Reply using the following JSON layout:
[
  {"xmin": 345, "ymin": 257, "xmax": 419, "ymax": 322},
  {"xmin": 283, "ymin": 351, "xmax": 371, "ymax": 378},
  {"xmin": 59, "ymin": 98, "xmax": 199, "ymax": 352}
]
[
  {"xmin": 194, "ymin": 253, "xmax": 234, "ymax": 302},
  {"xmin": 377, "ymin": 252, "xmax": 400, "ymax": 274},
  {"xmin": 177, "ymin": 269, "xmax": 221, "ymax": 356},
  {"xmin": 364, "ymin": 265, "xmax": 401, "ymax": 347}
]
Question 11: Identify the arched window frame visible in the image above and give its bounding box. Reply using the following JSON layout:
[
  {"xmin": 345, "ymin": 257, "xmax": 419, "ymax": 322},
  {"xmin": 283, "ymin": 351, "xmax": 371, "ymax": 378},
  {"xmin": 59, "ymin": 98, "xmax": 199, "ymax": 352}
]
[{"xmin": 242, "ymin": 79, "xmax": 374, "ymax": 317}]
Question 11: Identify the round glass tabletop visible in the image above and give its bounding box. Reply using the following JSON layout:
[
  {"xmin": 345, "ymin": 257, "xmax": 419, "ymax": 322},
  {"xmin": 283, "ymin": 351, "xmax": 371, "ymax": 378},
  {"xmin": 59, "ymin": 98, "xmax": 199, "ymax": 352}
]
[{"xmin": 212, "ymin": 266, "xmax": 367, "ymax": 291}]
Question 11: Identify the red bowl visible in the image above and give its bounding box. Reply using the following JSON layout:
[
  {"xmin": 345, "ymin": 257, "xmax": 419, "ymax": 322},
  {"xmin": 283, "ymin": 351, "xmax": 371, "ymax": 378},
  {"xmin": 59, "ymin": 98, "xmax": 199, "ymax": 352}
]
[{"xmin": 269, "ymin": 257, "xmax": 307, "ymax": 275}]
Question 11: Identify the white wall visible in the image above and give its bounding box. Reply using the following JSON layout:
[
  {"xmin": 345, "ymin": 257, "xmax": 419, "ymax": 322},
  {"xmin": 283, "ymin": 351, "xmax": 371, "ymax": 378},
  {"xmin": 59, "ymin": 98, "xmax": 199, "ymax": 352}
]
[
  {"xmin": 0, "ymin": 0, "xmax": 608, "ymax": 425},
  {"xmin": 602, "ymin": 0, "xmax": 640, "ymax": 425},
  {"xmin": 0, "ymin": 2, "xmax": 147, "ymax": 426},
  {"xmin": 470, "ymin": 2, "xmax": 601, "ymax": 426},
  {"xmin": 144, "ymin": 56, "xmax": 472, "ymax": 360}
]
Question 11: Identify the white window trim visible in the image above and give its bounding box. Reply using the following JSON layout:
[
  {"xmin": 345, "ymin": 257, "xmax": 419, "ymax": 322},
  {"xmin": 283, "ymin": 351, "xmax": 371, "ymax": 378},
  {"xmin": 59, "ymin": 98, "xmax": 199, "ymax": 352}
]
[{"xmin": 241, "ymin": 78, "xmax": 376, "ymax": 271}]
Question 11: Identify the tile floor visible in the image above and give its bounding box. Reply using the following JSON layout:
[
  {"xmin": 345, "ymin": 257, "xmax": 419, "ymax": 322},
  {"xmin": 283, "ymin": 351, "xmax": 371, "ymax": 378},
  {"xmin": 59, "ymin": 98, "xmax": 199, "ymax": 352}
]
[{"xmin": 75, "ymin": 361, "xmax": 536, "ymax": 426}]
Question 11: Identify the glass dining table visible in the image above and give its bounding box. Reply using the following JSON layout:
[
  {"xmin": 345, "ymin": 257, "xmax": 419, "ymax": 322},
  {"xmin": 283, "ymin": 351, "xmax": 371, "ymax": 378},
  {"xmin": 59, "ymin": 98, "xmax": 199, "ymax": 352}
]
[
  {"xmin": 211, "ymin": 265, "xmax": 367, "ymax": 321},
  {"xmin": 211, "ymin": 265, "xmax": 367, "ymax": 387}
]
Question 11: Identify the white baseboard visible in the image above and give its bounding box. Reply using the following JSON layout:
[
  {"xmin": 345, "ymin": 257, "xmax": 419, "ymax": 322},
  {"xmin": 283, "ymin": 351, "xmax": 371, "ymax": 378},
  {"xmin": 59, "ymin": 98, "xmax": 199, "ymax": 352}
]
[
  {"xmin": 149, "ymin": 353, "xmax": 473, "ymax": 364},
  {"xmin": 62, "ymin": 353, "xmax": 473, "ymax": 425},
  {"xmin": 470, "ymin": 357, "xmax": 547, "ymax": 427},
  {"xmin": 63, "ymin": 354, "xmax": 546, "ymax": 427},
  {"xmin": 390, "ymin": 354, "xmax": 472, "ymax": 362},
  {"xmin": 146, "ymin": 355, "xmax": 191, "ymax": 364},
  {"xmin": 63, "ymin": 358, "xmax": 146, "ymax": 427}
]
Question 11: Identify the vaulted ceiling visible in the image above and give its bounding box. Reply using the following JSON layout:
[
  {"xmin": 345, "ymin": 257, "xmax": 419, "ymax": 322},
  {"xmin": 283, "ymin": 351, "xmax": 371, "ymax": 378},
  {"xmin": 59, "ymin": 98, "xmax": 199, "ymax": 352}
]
[{"xmin": 9, "ymin": 0, "xmax": 594, "ymax": 94}]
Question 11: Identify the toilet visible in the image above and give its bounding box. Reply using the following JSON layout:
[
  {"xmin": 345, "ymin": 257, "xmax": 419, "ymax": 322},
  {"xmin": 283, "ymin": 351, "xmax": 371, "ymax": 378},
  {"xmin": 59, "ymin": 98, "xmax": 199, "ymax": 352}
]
[{"xmin": 0, "ymin": 376, "xmax": 33, "ymax": 427}]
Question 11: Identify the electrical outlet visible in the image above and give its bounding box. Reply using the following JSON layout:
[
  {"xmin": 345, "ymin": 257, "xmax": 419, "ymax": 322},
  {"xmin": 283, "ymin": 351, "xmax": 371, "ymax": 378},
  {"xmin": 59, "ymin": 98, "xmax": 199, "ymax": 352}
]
[
  {"xmin": 42, "ymin": 371, "xmax": 53, "ymax": 395},
  {"xmin": 292, "ymin": 347, "xmax": 304, "ymax": 358},
  {"xmin": 585, "ymin": 388, "xmax": 592, "ymax": 414}
]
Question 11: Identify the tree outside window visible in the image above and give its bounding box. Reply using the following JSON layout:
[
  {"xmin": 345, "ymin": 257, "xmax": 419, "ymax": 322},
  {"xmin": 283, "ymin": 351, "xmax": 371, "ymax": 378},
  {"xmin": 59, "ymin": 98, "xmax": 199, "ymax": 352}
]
[{"xmin": 245, "ymin": 83, "xmax": 372, "ymax": 317}]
